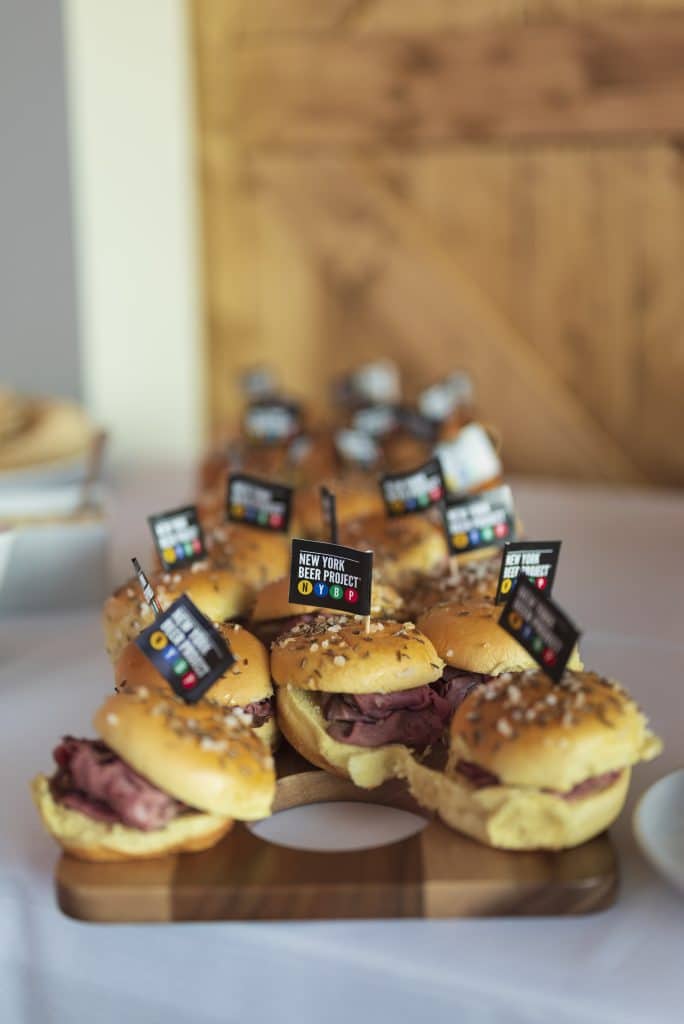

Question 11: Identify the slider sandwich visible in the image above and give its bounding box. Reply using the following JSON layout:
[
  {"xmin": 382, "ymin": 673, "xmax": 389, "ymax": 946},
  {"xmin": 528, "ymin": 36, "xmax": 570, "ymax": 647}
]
[
  {"xmin": 404, "ymin": 669, "xmax": 662, "ymax": 850},
  {"xmin": 249, "ymin": 574, "xmax": 404, "ymax": 647},
  {"xmin": 271, "ymin": 616, "xmax": 472, "ymax": 788},
  {"xmin": 32, "ymin": 685, "xmax": 275, "ymax": 861},
  {"xmin": 102, "ymin": 566, "xmax": 251, "ymax": 664},
  {"xmin": 115, "ymin": 622, "xmax": 279, "ymax": 750}
]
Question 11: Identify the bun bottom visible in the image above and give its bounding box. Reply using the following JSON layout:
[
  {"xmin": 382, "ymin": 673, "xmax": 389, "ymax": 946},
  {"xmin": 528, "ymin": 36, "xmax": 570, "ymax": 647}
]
[
  {"xmin": 276, "ymin": 686, "xmax": 406, "ymax": 789},
  {"xmin": 401, "ymin": 758, "xmax": 631, "ymax": 850},
  {"xmin": 32, "ymin": 775, "xmax": 233, "ymax": 862},
  {"xmin": 254, "ymin": 716, "xmax": 280, "ymax": 751}
]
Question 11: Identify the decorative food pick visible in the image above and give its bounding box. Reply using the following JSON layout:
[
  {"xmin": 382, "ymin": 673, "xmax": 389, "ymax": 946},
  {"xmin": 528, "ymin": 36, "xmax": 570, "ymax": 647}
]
[
  {"xmin": 227, "ymin": 473, "xmax": 292, "ymax": 532},
  {"xmin": 334, "ymin": 428, "xmax": 380, "ymax": 468},
  {"xmin": 135, "ymin": 594, "xmax": 236, "ymax": 704},
  {"xmin": 333, "ymin": 359, "xmax": 401, "ymax": 408},
  {"xmin": 441, "ymin": 484, "xmax": 515, "ymax": 556},
  {"xmin": 240, "ymin": 365, "xmax": 278, "ymax": 400},
  {"xmin": 379, "ymin": 457, "xmax": 446, "ymax": 517},
  {"xmin": 495, "ymin": 540, "xmax": 562, "ymax": 605},
  {"xmin": 131, "ymin": 556, "xmax": 161, "ymax": 616},
  {"xmin": 434, "ymin": 422, "xmax": 502, "ymax": 494},
  {"xmin": 320, "ymin": 486, "xmax": 338, "ymax": 544},
  {"xmin": 148, "ymin": 505, "xmax": 206, "ymax": 571},
  {"xmin": 498, "ymin": 574, "xmax": 581, "ymax": 683},
  {"xmin": 243, "ymin": 399, "xmax": 301, "ymax": 444},
  {"xmin": 394, "ymin": 405, "xmax": 437, "ymax": 442},
  {"xmin": 288, "ymin": 538, "xmax": 373, "ymax": 618},
  {"xmin": 351, "ymin": 404, "xmax": 397, "ymax": 438},
  {"xmin": 418, "ymin": 371, "xmax": 473, "ymax": 423}
]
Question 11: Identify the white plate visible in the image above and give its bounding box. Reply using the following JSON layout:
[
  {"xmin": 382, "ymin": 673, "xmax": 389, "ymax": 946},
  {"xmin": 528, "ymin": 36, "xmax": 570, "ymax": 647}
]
[
  {"xmin": 0, "ymin": 450, "xmax": 90, "ymax": 489},
  {"xmin": 633, "ymin": 769, "xmax": 684, "ymax": 895}
]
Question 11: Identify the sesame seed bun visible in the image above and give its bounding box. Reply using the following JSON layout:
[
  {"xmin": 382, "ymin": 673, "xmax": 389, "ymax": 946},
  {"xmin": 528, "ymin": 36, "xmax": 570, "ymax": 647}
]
[
  {"xmin": 102, "ymin": 567, "xmax": 252, "ymax": 663},
  {"xmin": 30, "ymin": 774, "xmax": 233, "ymax": 862},
  {"xmin": 339, "ymin": 513, "xmax": 448, "ymax": 586},
  {"xmin": 250, "ymin": 575, "xmax": 404, "ymax": 624},
  {"xmin": 399, "ymin": 668, "xmax": 662, "ymax": 850},
  {"xmin": 448, "ymin": 669, "xmax": 662, "ymax": 792},
  {"xmin": 113, "ymin": 623, "xmax": 278, "ymax": 748},
  {"xmin": 94, "ymin": 686, "xmax": 275, "ymax": 820},
  {"xmin": 276, "ymin": 685, "xmax": 407, "ymax": 788},
  {"xmin": 417, "ymin": 597, "xmax": 583, "ymax": 675},
  {"xmin": 271, "ymin": 616, "xmax": 444, "ymax": 694}
]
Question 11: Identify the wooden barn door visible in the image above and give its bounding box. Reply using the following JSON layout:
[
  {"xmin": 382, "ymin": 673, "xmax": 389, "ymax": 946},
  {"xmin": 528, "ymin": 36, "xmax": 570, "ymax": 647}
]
[{"xmin": 191, "ymin": 1, "xmax": 684, "ymax": 485}]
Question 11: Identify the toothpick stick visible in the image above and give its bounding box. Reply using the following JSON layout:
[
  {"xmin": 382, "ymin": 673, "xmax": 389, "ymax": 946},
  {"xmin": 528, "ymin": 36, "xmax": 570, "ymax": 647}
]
[
  {"xmin": 363, "ymin": 614, "xmax": 371, "ymax": 635},
  {"xmin": 131, "ymin": 556, "xmax": 162, "ymax": 616}
]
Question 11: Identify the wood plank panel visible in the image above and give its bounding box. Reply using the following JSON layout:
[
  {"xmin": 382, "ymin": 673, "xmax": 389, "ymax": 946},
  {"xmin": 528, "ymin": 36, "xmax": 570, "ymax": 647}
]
[
  {"xmin": 254, "ymin": 157, "xmax": 645, "ymax": 482},
  {"xmin": 401, "ymin": 146, "xmax": 684, "ymax": 482},
  {"xmin": 232, "ymin": 17, "xmax": 684, "ymax": 147}
]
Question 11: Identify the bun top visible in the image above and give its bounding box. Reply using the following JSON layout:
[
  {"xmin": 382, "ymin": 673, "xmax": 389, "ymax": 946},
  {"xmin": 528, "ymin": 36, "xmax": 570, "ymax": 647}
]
[
  {"xmin": 114, "ymin": 622, "xmax": 273, "ymax": 707},
  {"xmin": 339, "ymin": 513, "xmax": 447, "ymax": 584},
  {"xmin": 250, "ymin": 575, "xmax": 404, "ymax": 623},
  {"xmin": 105, "ymin": 565, "xmax": 252, "ymax": 637},
  {"xmin": 94, "ymin": 685, "xmax": 275, "ymax": 820},
  {"xmin": 403, "ymin": 555, "xmax": 502, "ymax": 619},
  {"xmin": 271, "ymin": 616, "xmax": 444, "ymax": 694},
  {"xmin": 449, "ymin": 669, "xmax": 662, "ymax": 792},
  {"xmin": 417, "ymin": 597, "xmax": 583, "ymax": 675}
]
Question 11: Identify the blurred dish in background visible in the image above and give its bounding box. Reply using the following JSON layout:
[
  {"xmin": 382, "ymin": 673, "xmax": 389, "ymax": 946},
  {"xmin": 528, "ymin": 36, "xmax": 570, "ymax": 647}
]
[
  {"xmin": 0, "ymin": 391, "xmax": 97, "ymax": 483},
  {"xmin": 634, "ymin": 770, "xmax": 684, "ymax": 896}
]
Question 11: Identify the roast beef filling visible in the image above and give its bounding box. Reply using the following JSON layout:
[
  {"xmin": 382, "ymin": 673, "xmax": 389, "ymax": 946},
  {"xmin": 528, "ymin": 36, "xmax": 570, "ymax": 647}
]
[
  {"xmin": 323, "ymin": 667, "xmax": 487, "ymax": 750},
  {"xmin": 455, "ymin": 760, "xmax": 623, "ymax": 800},
  {"xmin": 240, "ymin": 696, "xmax": 274, "ymax": 728},
  {"xmin": 50, "ymin": 737, "xmax": 187, "ymax": 831}
]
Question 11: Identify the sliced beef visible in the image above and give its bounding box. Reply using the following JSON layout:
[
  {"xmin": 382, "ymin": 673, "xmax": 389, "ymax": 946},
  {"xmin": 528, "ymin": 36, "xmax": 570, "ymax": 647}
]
[
  {"xmin": 456, "ymin": 760, "xmax": 500, "ymax": 788},
  {"xmin": 50, "ymin": 737, "xmax": 185, "ymax": 831},
  {"xmin": 323, "ymin": 669, "xmax": 489, "ymax": 750},
  {"xmin": 556, "ymin": 769, "xmax": 622, "ymax": 801},
  {"xmin": 240, "ymin": 696, "xmax": 275, "ymax": 728},
  {"xmin": 455, "ymin": 759, "xmax": 623, "ymax": 799}
]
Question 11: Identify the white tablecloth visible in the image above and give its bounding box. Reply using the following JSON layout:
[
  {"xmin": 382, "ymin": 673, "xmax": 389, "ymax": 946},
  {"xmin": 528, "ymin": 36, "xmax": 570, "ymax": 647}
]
[{"xmin": 2, "ymin": 469, "xmax": 683, "ymax": 1024}]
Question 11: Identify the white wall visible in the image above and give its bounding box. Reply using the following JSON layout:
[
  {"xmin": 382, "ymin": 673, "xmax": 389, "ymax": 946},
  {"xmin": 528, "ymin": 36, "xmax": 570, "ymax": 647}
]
[
  {"xmin": 63, "ymin": 0, "xmax": 204, "ymax": 464},
  {"xmin": 0, "ymin": 0, "xmax": 80, "ymax": 400}
]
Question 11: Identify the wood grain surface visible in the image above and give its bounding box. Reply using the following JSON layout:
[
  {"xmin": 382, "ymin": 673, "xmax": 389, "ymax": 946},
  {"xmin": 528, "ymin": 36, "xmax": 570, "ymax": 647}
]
[
  {"xmin": 56, "ymin": 749, "xmax": 618, "ymax": 922},
  {"xmin": 191, "ymin": 0, "xmax": 684, "ymax": 485}
]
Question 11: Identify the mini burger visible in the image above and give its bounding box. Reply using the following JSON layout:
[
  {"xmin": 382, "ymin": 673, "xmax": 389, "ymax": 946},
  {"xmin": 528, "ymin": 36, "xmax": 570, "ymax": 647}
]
[
  {"xmin": 403, "ymin": 669, "xmax": 662, "ymax": 850},
  {"xmin": 249, "ymin": 575, "xmax": 405, "ymax": 647},
  {"xmin": 31, "ymin": 684, "xmax": 275, "ymax": 861},
  {"xmin": 339, "ymin": 514, "xmax": 448, "ymax": 588},
  {"xmin": 114, "ymin": 622, "xmax": 279, "ymax": 750},
  {"xmin": 102, "ymin": 565, "xmax": 251, "ymax": 664},
  {"xmin": 271, "ymin": 616, "xmax": 476, "ymax": 788}
]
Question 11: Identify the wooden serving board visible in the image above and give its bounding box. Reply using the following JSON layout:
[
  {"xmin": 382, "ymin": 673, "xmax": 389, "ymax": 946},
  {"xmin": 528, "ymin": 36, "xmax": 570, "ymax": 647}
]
[{"xmin": 56, "ymin": 748, "xmax": 618, "ymax": 922}]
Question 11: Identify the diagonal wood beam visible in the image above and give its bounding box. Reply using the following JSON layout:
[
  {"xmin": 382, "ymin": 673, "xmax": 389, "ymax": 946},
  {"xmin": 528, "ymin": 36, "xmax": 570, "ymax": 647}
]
[{"xmin": 255, "ymin": 157, "xmax": 646, "ymax": 482}]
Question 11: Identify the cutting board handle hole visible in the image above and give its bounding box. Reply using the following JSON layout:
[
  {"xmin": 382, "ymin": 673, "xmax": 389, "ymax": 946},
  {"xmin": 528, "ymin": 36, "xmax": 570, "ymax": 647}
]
[{"xmin": 248, "ymin": 800, "xmax": 428, "ymax": 852}]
